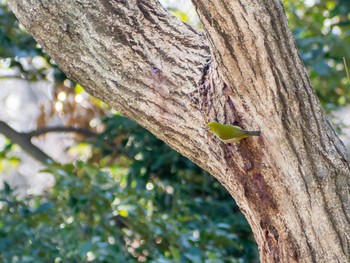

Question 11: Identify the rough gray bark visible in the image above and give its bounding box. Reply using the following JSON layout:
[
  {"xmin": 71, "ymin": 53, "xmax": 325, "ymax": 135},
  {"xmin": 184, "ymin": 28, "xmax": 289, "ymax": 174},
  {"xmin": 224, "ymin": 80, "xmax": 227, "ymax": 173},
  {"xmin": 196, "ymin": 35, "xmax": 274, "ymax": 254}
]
[{"xmin": 8, "ymin": 0, "xmax": 350, "ymax": 262}]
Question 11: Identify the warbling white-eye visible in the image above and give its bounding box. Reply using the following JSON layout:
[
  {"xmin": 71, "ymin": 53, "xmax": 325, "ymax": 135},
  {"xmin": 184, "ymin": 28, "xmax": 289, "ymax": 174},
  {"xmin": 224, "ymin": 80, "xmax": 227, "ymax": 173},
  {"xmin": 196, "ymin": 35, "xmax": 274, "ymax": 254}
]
[{"xmin": 207, "ymin": 121, "xmax": 260, "ymax": 143}]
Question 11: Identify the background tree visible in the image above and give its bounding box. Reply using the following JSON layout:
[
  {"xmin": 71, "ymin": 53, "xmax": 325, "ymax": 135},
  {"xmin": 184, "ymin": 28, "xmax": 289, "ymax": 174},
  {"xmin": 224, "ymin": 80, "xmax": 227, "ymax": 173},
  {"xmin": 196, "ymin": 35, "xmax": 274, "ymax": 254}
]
[{"xmin": 0, "ymin": 0, "xmax": 350, "ymax": 262}]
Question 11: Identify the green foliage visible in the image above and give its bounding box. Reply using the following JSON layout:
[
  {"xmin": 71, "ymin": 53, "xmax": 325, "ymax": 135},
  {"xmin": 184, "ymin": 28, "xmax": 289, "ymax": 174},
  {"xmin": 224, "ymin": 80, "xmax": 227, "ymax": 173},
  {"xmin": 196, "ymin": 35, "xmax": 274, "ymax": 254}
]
[
  {"xmin": 0, "ymin": 3, "xmax": 37, "ymax": 58},
  {"xmin": 284, "ymin": 0, "xmax": 350, "ymax": 110},
  {"xmin": 0, "ymin": 140, "xmax": 20, "ymax": 170}
]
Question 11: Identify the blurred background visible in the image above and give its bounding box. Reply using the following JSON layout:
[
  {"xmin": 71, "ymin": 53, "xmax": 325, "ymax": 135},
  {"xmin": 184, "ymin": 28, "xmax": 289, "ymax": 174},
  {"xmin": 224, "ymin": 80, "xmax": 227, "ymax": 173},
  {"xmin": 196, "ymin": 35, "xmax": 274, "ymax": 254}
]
[{"xmin": 0, "ymin": 0, "xmax": 349, "ymax": 262}]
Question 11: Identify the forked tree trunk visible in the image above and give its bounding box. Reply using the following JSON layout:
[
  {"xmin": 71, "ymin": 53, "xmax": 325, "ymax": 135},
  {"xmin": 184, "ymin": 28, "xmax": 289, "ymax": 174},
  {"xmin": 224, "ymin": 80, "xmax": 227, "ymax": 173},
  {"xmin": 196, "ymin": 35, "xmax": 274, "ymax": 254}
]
[{"xmin": 8, "ymin": 0, "xmax": 350, "ymax": 262}]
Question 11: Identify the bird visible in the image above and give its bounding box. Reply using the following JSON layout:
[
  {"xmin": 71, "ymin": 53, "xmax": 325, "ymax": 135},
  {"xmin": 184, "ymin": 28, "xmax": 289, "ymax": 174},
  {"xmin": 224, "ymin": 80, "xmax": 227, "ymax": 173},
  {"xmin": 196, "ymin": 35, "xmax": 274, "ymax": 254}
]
[{"xmin": 207, "ymin": 121, "xmax": 260, "ymax": 143}]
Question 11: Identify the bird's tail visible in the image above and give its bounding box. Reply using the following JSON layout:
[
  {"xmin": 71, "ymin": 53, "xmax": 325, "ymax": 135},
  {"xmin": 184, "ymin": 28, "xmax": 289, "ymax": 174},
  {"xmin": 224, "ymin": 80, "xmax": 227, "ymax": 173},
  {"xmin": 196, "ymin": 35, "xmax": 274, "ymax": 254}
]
[{"xmin": 247, "ymin": 130, "xmax": 260, "ymax": 136}]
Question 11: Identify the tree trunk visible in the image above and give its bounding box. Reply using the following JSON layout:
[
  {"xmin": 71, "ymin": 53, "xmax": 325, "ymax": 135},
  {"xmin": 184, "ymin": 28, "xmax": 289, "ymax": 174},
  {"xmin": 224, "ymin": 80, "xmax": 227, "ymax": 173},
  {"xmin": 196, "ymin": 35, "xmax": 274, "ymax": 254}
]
[{"xmin": 8, "ymin": 0, "xmax": 350, "ymax": 262}]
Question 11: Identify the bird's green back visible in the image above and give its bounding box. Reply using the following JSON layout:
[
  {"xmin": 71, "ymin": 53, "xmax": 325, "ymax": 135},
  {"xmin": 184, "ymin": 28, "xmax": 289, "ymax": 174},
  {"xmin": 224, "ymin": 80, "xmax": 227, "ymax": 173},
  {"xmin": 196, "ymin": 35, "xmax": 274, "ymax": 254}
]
[{"xmin": 207, "ymin": 121, "xmax": 249, "ymax": 140}]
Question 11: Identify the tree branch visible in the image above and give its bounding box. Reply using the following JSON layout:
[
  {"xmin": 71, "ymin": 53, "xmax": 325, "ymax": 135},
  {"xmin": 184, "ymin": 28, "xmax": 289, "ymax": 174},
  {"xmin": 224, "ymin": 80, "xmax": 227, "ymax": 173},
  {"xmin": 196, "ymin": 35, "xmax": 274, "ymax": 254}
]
[
  {"xmin": 26, "ymin": 126, "xmax": 97, "ymax": 138},
  {"xmin": 0, "ymin": 122, "xmax": 98, "ymax": 164},
  {"xmin": 0, "ymin": 121, "xmax": 54, "ymax": 165}
]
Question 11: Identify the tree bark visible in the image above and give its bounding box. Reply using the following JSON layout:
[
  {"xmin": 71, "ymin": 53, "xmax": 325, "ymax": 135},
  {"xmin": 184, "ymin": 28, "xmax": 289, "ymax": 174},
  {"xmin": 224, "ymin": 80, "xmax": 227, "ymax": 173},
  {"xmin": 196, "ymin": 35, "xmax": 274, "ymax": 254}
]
[{"xmin": 8, "ymin": 0, "xmax": 350, "ymax": 262}]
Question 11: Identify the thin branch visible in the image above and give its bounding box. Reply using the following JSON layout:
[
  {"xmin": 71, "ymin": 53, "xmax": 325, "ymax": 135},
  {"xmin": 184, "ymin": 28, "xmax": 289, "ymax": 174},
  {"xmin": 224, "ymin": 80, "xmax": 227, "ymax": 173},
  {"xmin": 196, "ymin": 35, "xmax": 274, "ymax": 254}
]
[
  {"xmin": 0, "ymin": 121, "xmax": 54, "ymax": 165},
  {"xmin": 26, "ymin": 126, "xmax": 97, "ymax": 138}
]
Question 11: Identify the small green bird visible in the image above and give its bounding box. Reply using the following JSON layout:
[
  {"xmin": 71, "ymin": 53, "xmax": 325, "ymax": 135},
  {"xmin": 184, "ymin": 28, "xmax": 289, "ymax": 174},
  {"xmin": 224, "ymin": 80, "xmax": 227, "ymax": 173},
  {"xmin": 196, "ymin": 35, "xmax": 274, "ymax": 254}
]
[{"xmin": 207, "ymin": 121, "xmax": 260, "ymax": 143}]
